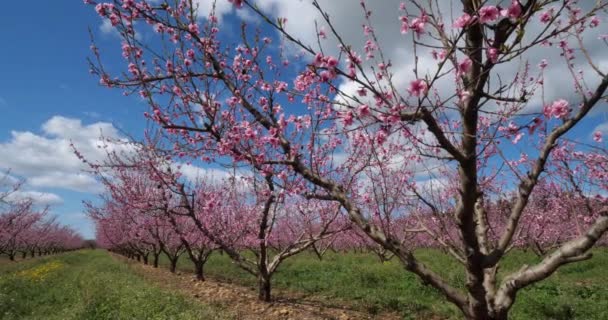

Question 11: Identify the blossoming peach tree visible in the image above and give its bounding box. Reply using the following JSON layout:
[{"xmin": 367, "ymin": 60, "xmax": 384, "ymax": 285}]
[
  {"xmin": 1, "ymin": 172, "xmax": 83, "ymax": 260},
  {"xmin": 87, "ymin": 0, "xmax": 608, "ymax": 319},
  {"xmin": 80, "ymin": 137, "xmax": 347, "ymax": 299}
]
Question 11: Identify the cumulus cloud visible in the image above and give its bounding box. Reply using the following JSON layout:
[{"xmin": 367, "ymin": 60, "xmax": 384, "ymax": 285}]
[
  {"xmin": 223, "ymin": 1, "xmax": 607, "ymax": 115},
  {"xmin": 193, "ymin": 0, "xmax": 235, "ymax": 20},
  {"xmin": 4, "ymin": 190, "xmax": 64, "ymax": 206},
  {"xmin": 0, "ymin": 116, "xmax": 123, "ymax": 193},
  {"xmin": 174, "ymin": 162, "xmax": 230, "ymax": 183},
  {"xmin": 99, "ymin": 19, "xmax": 119, "ymax": 37}
]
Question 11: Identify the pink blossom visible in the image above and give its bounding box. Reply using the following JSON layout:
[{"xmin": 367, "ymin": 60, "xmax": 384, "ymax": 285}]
[
  {"xmin": 590, "ymin": 16, "xmax": 600, "ymax": 28},
  {"xmin": 453, "ymin": 13, "xmax": 472, "ymax": 28},
  {"xmin": 313, "ymin": 53, "xmax": 324, "ymax": 67},
  {"xmin": 95, "ymin": 3, "xmax": 107, "ymax": 17},
  {"xmin": 154, "ymin": 23, "xmax": 165, "ymax": 33},
  {"xmin": 478, "ymin": 6, "xmax": 499, "ymax": 24},
  {"xmin": 408, "ymin": 79, "xmax": 428, "ymax": 97},
  {"xmin": 128, "ymin": 63, "xmax": 139, "ymax": 76},
  {"xmin": 539, "ymin": 9, "xmax": 553, "ymax": 24},
  {"xmin": 458, "ymin": 57, "xmax": 473, "ymax": 74},
  {"xmin": 320, "ymin": 70, "xmax": 336, "ymax": 82},
  {"xmin": 326, "ymin": 56, "xmax": 339, "ymax": 68},
  {"xmin": 228, "ymin": 0, "xmax": 244, "ymax": 8},
  {"xmin": 544, "ymin": 99, "xmax": 569, "ymax": 119},
  {"xmin": 437, "ymin": 50, "xmax": 447, "ymax": 60},
  {"xmin": 358, "ymin": 104, "xmax": 371, "ymax": 117},
  {"xmin": 109, "ymin": 13, "xmax": 120, "ymax": 26},
  {"xmin": 538, "ymin": 59, "xmax": 548, "ymax": 69},
  {"xmin": 593, "ymin": 131, "xmax": 603, "ymax": 143},
  {"xmin": 399, "ymin": 16, "xmax": 409, "ymax": 34},
  {"xmin": 186, "ymin": 49, "xmax": 195, "ymax": 60},
  {"xmin": 172, "ymin": 85, "xmax": 182, "ymax": 96},
  {"xmin": 410, "ymin": 15, "xmax": 427, "ymax": 37},
  {"xmin": 318, "ymin": 27, "xmax": 327, "ymax": 39},
  {"xmin": 376, "ymin": 130, "xmax": 387, "ymax": 145},
  {"xmin": 487, "ymin": 47, "xmax": 499, "ymax": 63},
  {"xmin": 188, "ymin": 23, "xmax": 200, "ymax": 35},
  {"xmin": 277, "ymin": 170, "xmax": 287, "ymax": 180},
  {"xmin": 341, "ymin": 111, "xmax": 354, "ymax": 126},
  {"xmin": 501, "ymin": 1, "xmax": 522, "ymax": 20},
  {"xmin": 512, "ymin": 132, "xmax": 524, "ymax": 144}
]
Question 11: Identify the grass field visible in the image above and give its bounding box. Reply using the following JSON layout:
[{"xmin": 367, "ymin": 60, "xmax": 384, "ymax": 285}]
[
  {"xmin": 0, "ymin": 250, "xmax": 228, "ymax": 320},
  {"xmin": 1, "ymin": 250, "xmax": 606, "ymax": 319},
  {"xmin": 161, "ymin": 248, "xmax": 608, "ymax": 320}
]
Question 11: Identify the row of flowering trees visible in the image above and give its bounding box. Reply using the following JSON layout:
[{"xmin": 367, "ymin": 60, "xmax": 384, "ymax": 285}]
[
  {"xmin": 83, "ymin": 140, "xmax": 348, "ymax": 300},
  {"xmin": 0, "ymin": 172, "xmax": 84, "ymax": 261},
  {"xmin": 86, "ymin": 0, "xmax": 608, "ymax": 319},
  {"xmin": 84, "ymin": 137, "xmax": 607, "ymax": 304}
]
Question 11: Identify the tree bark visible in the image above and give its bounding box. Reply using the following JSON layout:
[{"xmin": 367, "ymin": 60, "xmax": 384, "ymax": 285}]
[
  {"xmin": 169, "ymin": 258, "xmax": 177, "ymax": 273},
  {"xmin": 153, "ymin": 253, "xmax": 160, "ymax": 268},
  {"xmin": 194, "ymin": 262, "xmax": 205, "ymax": 281},
  {"xmin": 258, "ymin": 274, "xmax": 271, "ymax": 302}
]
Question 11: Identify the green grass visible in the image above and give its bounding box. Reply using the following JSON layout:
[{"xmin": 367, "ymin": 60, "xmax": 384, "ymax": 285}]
[
  {"xmin": 162, "ymin": 248, "xmax": 608, "ymax": 319},
  {"xmin": 3, "ymin": 249, "xmax": 605, "ymax": 319},
  {"xmin": 0, "ymin": 250, "xmax": 228, "ymax": 320}
]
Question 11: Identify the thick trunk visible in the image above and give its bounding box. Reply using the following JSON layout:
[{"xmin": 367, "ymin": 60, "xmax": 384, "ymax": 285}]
[
  {"xmin": 258, "ymin": 274, "xmax": 271, "ymax": 302},
  {"xmin": 143, "ymin": 254, "xmax": 149, "ymax": 265},
  {"xmin": 30, "ymin": 250, "xmax": 35, "ymax": 258},
  {"xmin": 153, "ymin": 253, "xmax": 160, "ymax": 268},
  {"xmin": 169, "ymin": 259, "xmax": 177, "ymax": 273},
  {"xmin": 194, "ymin": 262, "xmax": 205, "ymax": 281},
  {"xmin": 9, "ymin": 253, "xmax": 15, "ymax": 261},
  {"xmin": 22, "ymin": 252, "xmax": 27, "ymax": 259},
  {"xmin": 136, "ymin": 255, "xmax": 141, "ymax": 262}
]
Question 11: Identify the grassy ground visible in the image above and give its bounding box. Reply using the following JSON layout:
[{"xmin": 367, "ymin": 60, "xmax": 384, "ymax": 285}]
[
  {"xmin": 0, "ymin": 250, "xmax": 228, "ymax": 320},
  {"xmin": 162, "ymin": 248, "xmax": 608, "ymax": 319},
  {"xmin": 2, "ymin": 250, "xmax": 605, "ymax": 319}
]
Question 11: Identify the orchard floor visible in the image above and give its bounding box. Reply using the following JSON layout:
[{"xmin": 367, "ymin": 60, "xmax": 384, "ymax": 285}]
[
  {"xmin": 155, "ymin": 249, "xmax": 608, "ymax": 320},
  {"xmin": 0, "ymin": 250, "xmax": 229, "ymax": 319},
  {"xmin": 119, "ymin": 254, "xmax": 397, "ymax": 320},
  {"xmin": 2, "ymin": 249, "xmax": 608, "ymax": 319}
]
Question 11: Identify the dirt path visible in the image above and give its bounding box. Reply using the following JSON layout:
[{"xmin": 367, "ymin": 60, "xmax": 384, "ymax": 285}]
[{"xmin": 115, "ymin": 255, "xmax": 401, "ymax": 320}]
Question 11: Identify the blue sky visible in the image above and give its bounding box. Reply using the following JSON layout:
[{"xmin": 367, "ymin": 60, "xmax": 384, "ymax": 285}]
[
  {"xmin": 1, "ymin": 1, "xmax": 606, "ymax": 239},
  {"xmin": 0, "ymin": 2, "xmax": 150, "ymax": 238}
]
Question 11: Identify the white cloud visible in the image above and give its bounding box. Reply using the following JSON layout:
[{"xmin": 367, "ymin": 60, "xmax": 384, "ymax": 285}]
[
  {"xmin": 193, "ymin": 0, "xmax": 235, "ymax": 20},
  {"xmin": 0, "ymin": 116, "xmax": 123, "ymax": 193},
  {"xmin": 176, "ymin": 162, "xmax": 229, "ymax": 182},
  {"xmin": 99, "ymin": 19, "xmax": 119, "ymax": 36},
  {"xmin": 29, "ymin": 172, "xmax": 103, "ymax": 193},
  {"xmin": 5, "ymin": 190, "xmax": 63, "ymax": 206}
]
